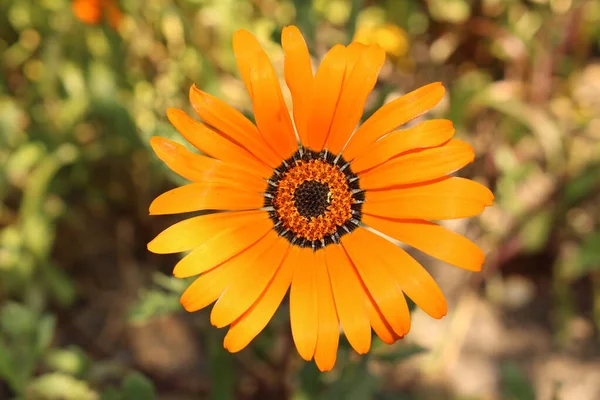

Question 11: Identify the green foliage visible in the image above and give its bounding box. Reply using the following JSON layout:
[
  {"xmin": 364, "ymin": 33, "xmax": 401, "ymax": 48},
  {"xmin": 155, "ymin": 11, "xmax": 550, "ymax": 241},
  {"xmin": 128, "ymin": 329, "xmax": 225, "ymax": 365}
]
[
  {"xmin": 574, "ymin": 231, "xmax": 600, "ymax": 277},
  {"xmin": 99, "ymin": 372, "xmax": 156, "ymax": 400},
  {"xmin": 501, "ymin": 362, "xmax": 536, "ymax": 400},
  {"xmin": 0, "ymin": 302, "xmax": 56, "ymax": 395},
  {"xmin": 25, "ymin": 373, "xmax": 98, "ymax": 400}
]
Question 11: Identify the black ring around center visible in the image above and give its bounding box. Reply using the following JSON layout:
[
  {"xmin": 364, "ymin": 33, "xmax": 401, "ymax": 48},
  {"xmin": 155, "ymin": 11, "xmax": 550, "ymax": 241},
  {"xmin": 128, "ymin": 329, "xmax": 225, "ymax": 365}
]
[{"xmin": 264, "ymin": 148, "xmax": 364, "ymax": 249}]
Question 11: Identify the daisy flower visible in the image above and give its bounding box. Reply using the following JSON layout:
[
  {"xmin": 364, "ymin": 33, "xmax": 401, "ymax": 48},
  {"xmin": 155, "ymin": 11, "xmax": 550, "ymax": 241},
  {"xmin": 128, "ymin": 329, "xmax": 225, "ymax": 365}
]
[{"xmin": 148, "ymin": 26, "xmax": 493, "ymax": 372}]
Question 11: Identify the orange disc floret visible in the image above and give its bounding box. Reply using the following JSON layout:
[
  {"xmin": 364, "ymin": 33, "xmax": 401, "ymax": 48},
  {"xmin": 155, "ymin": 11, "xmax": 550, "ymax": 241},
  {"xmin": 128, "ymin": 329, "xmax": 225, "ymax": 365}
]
[{"xmin": 272, "ymin": 159, "xmax": 354, "ymax": 242}]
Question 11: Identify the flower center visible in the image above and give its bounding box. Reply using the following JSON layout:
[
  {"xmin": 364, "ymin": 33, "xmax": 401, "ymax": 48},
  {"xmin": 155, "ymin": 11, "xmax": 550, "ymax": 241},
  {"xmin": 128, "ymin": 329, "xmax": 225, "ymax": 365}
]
[
  {"xmin": 294, "ymin": 180, "xmax": 330, "ymax": 218},
  {"xmin": 264, "ymin": 149, "xmax": 363, "ymax": 249}
]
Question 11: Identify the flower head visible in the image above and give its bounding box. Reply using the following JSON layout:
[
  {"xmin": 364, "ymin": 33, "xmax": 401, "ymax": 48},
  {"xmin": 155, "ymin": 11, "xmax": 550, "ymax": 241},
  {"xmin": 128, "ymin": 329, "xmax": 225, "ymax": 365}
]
[
  {"xmin": 72, "ymin": 0, "xmax": 122, "ymax": 30},
  {"xmin": 148, "ymin": 26, "xmax": 493, "ymax": 371}
]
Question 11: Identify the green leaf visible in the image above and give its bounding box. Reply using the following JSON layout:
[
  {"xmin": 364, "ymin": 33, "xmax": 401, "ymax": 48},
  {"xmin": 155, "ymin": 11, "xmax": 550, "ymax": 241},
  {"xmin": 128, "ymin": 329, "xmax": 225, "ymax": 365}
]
[
  {"xmin": 99, "ymin": 386, "xmax": 122, "ymax": 400},
  {"xmin": 0, "ymin": 340, "xmax": 20, "ymax": 394},
  {"xmin": 35, "ymin": 314, "xmax": 56, "ymax": 356},
  {"xmin": 44, "ymin": 347, "xmax": 89, "ymax": 377},
  {"xmin": 298, "ymin": 362, "xmax": 322, "ymax": 398},
  {"xmin": 1, "ymin": 301, "xmax": 36, "ymax": 338},
  {"xmin": 25, "ymin": 372, "xmax": 99, "ymax": 400},
  {"xmin": 562, "ymin": 163, "xmax": 600, "ymax": 207},
  {"xmin": 519, "ymin": 210, "xmax": 554, "ymax": 252},
  {"xmin": 43, "ymin": 262, "xmax": 77, "ymax": 307},
  {"xmin": 371, "ymin": 344, "xmax": 427, "ymax": 362},
  {"xmin": 501, "ymin": 361, "xmax": 536, "ymax": 400},
  {"xmin": 207, "ymin": 332, "xmax": 235, "ymax": 400},
  {"xmin": 320, "ymin": 361, "xmax": 380, "ymax": 400},
  {"xmin": 574, "ymin": 231, "xmax": 600, "ymax": 276},
  {"xmin": 346, "ymin": 0, "xmax": 362, "ymax": 44},
  {"xmin": 122, "ymin": 372, "xmax": 156, "ymax": 400},
  {"xmin": 128, "ymin": 288, "xmax": 182, "ymax": 324},
  {"xmin": 292, "ymin": 0, "xmax": 317, "ymax": 51}
]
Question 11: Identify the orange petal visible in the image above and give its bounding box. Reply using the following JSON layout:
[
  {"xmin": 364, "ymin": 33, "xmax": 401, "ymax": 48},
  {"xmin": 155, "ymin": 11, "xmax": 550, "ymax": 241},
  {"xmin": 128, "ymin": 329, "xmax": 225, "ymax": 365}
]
[
  {"xmin": 148, "ymin": 210, "xmax": 265, "ymax": 254},
  {"xmin": 325, "ymin": 45, "xmax": 386, "ymax": 154},
  {"xmin": 150, "ymin": 136, "xmax": 218, "ymax": 182},
  {"xmin": 351, "ymin": 119, "xmax": 455, "ymax": 172},
  {"xmin": 324, "ymin": 244, "xmax": 371, "ymax": 354},
  {"xmin": 353, "ymin": 227, "xmax": 447, "ymax": 319},
  {"xmin": 364, "ymin": 287, "xmax": 402, "ymax": 344},
  {"xmin": 314, "ymin": 250, "xmax": 340, "ymax": 372},
  {"xmin": 359, "ymin": 139, "xmax": 475, "ymax": 189},
  {"xmin": 172, "ymin": 215, "xmax": 273, "ymax": 278},
  {"xmin": 232, "ymin": 29, "xmax": 266, "ymax": 98},
  {"xmin": 367, "ymin": 176, "xmax": 494, "ymax": 204},
  {"xmin": 364, "ymin": 176, "xmax": 491, "ymax": 220},
  {"xmin": 306, "ymin": 45, "xmax": 347, "ymax": 151},
  {"xmin": 149, "ymin": 182, "xmax": 263, "ymax": 215},
  {"xmin": 180, "ymin": 230, "xmax": 280, "ymax": 312},
  {"xmin": 282, "ymin": 25, "xmax": 313, "ymax": 145},
  {"xmin": 363, "ymin": 214, "xmax": 485, "ymax": 272},
  {"xmin": 180, "ymin": 263, "xmax": 233, "ymax": 312},
  {"xmin": 250, "ymin": 51, "xmax": 298, "ymax": 160},
  {"xmin": 210, "ymin": 233, "xmax": 289, "ymax": 328},
  {"xmin": 342, "ymin": 228, "xmax": 410, "ymax": 336},
  {"xmin": 344, "ymin": 42, "xmax": 368, "ymax": 71},
  {"xmin": 150, "ymin": 136, "xmax": 266, "ymax": 191},
  {"xmin": 223, "ymin": 246, "xmax": 298, "ymax": 352},
  {"xmin": 343, "ymin": 83, "xmax": 446, "ymax": 161},
  {"xmin": 364, "ymin": 197, "xmax": 485, "ymax": 221},
  {"xmin": 166, "ymin": 108, "xmax": 272, "ymax": 178},
  {"xmin": 290, "ymin": 248, "xmax": 319, "ymax": 361},
  {"xmin": 189, "ymin": 85, "xmax": 281, "ymax": 167}
]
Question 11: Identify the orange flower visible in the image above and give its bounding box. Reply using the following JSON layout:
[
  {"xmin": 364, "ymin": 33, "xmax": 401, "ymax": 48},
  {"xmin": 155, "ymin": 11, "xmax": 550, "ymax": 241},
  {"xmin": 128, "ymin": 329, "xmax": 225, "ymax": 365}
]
[
  {"xmin": 72, "ymin": 0, "xmax": 122, "ymax": 30},
  {"xmin": 148, "ymin": 26, "xmax": 493, "ymax": 371}
]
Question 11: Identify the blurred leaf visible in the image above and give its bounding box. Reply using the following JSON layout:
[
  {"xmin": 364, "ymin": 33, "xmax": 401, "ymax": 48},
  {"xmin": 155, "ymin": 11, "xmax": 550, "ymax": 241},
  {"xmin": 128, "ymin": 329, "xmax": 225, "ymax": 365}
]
[
  {"xmin": 207, "ymin": 331, "xmax": 235, "ymax": 400},
  {"xmin": 474, "ymin": 88, "xmax": 564, "ymax": 172},
  {"xmin": 449, "ymin": 70, "xmax": 492, "ymax": 128},
  {"xmin": 42, "ymin": 262, "xmax": 77, "ymax": 307},
  {"xmin": 574, "ymin": 231, "xmax": 600, "ymax": 276},
  {"xmin": 128, "ymin": 288, "xmax": 182, "ymax": 324},
  {"xmin": 501, "ymin": 361, "xmax": 536, "ymax": 400},
  {"xmin": 371, "ymin": 344, "xmax": 426, "ymax": 362},
  {"xmin": 99, "ymin": 386, "xmax": 122, "ymax": 400},
  {"xmin": 429, "ymin": 0, "xmax": 471, "ymax": 24},
  {"xmin": 298, "ymin": 362, "xmax": 322, "ymax": 398},
  {"xmin": 98, "ymin": 372, "xmax": 156, "ymax": 400},
  {"xmin": 25, "ymin": 372, "xmax": 99, "ymax": 400},
  {"xmin": 562, "ymin": 162, "xmax": 600, "ymax": 208},
  {"xmin": 1, "ymin": 301, "xmax": 36, "ymax": 338},
  {"xmin": 519, "ymin": 210, "xmax": 554, "ymax": 252},
  {"xmin": 22, "ymin": 214, "xmax": 53, "ymax": 261},
  {"xmin": 44, "ymin": 347, "xmax": 90, "ymax": 377},
  {"xmin": 292, "ymin": 0, "xmax": 317, "ymax": 51},
  {"xmin": 0, "ymin": 341, "xmax": 20, "ymax": 394},
  {"xmin": 20, "ymin": 144, "xmax": 79, "ymax": 217},
  {"xmin": 122, "ymin": 372, "xmax": 156, "ymax": 400},
  {"xmin": 4, "ymin": 141, "xmax": 47, "ymax": 185},
  {"xmin": 346, "ymin": 0, "xmax": 362, "ymax": 44},
  {"xmin": 35, "ymin": 314, "xmax": 56, "ymax": 356},
  {"xmin": 320, "ymin": 361, "xmax": 380, "ymax": 400}
]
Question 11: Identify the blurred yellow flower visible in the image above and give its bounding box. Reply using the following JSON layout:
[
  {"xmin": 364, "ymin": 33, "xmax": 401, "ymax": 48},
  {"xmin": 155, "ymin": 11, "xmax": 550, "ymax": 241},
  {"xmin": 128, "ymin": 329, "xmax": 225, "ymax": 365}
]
[{"xmin": 353, "ymin": 23, "xmax": 410, "ymax": 58}]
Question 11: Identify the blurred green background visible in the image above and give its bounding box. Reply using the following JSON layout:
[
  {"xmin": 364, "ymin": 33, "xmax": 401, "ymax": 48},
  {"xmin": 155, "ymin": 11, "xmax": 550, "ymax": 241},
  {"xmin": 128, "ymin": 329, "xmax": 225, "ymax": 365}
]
[{"xmin": 1, "ymin": 0, "xmax": 600, "ymax": 399}]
